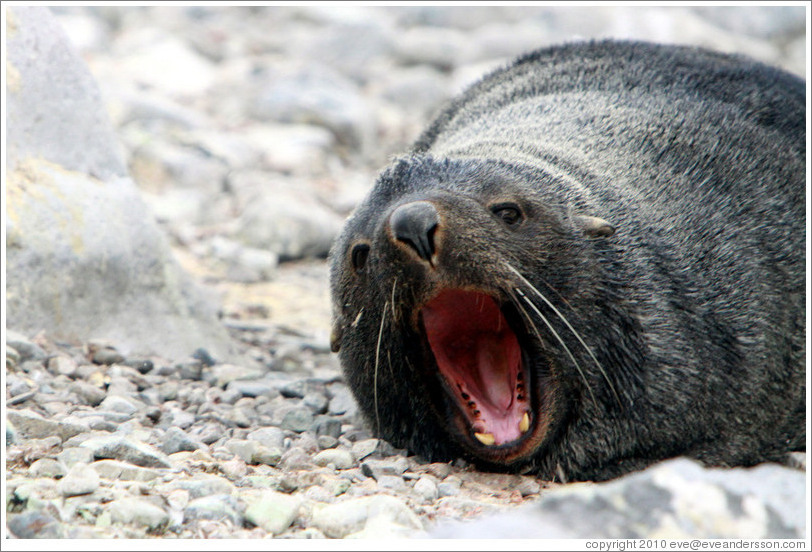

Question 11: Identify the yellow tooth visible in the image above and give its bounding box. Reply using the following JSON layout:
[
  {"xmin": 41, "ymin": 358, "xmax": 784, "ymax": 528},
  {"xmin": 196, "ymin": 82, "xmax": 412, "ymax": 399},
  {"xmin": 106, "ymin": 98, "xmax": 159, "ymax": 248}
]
[
  {"xmin": 474, "ymin": 432, "xmax": 495, "ymax": 446},
  {"xmin": 519, "ymin": 412, "xmax": 530, "ymax": 433}
]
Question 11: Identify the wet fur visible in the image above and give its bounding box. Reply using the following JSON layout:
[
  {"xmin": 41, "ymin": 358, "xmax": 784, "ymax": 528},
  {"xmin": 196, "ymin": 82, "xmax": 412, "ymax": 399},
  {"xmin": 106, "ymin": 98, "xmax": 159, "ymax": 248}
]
[{"xmin": 329, "ymin": 40, "xmax": 806, "ymax": 481}]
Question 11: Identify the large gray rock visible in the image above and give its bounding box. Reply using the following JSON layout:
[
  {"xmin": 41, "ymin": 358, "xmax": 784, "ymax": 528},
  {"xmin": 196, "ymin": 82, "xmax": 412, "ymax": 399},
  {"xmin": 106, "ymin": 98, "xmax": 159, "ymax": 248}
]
[
  {"xmin": 5, "ymin": 7, "xmax": 236, "ymax": 360},
  {"xmin": 429, "ymin": 458, "xmax": 806, "ymax": 539}
]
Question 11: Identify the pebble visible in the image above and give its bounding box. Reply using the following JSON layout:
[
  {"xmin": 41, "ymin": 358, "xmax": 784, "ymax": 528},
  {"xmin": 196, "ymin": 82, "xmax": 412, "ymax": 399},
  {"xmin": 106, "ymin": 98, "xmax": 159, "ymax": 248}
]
[
  {"xmin": 310, "ymin": 495, "xmax": 423, "ymax": 539},
  {"xmin": 80, "ymin": 435, "xmax": 172, "ymax": 468},
  {"xmin": 243, "ymin": 490, "xmax": 302, "ymax": 535},
  {"xmin": 279, "ymin": 447, "xmax": 314, "ymax": 471},
  {"xmin": 6, "ymin": 331, "xmax": 48, "ymax": 362},
  {"xmin": 361, "ymin": 456, "xmax": 409, "ymax": 479},
  {"xmin": 58, "ymin": 464, "xmax": 101, "ymax": 497},
  {"xmin": 310, "ymin": 415, "xmax": 342, "ymax": 438},
  {"xmin": 7, "ymin": 511, "xmax": 65, "ymax": 539},
  {"xmin": 312, "ymin": 448, "xmax": 356, "ymax": 470},
  {"xmin": 437, "ymin": 475, "xmax": 463, "ymax": 498},
  {"xmin": 247, "ymin": 427, "xmax": 285, "ymax": 450},
  {"xmin": 184, "ymin": 495, "xmax": 242, "ymax": 525},
  {"xmin": 91, "ymin": 347, "xmax": 125, "ymax": 365},
  {"xmin": 69, "ymin": 380, "xmax": 107, "ymax": 406},
  {"xmin": 161, "ymin": 427, "xmax": 205, "ymax": 455},
  {"xmin": 98, "ymin": 394, "xmax": 140, "ymax": 415},
  {"xmin": 57, "ymin": 446, "xmax": 96, "ymax": 468},
  {"xmin": 47, "ymin": 355, "xmax": 78, "ymax": 377},
  {"xmin": 108, "ymin": 497, "xmax": 169, "ymax": 530},
  {"xmin": 29, "ymin": 458, "xmax": 68, "ymax": 479},
  {"xmin": 6, "ymin": 409, "xmax": 89, "ymax": 441},
  {"xmin": 280, "ymin": 406, "xmax": 315, "ymax": 432},
  {"xmin": 168, "ymin": 474, "xmax": 236, "ymax": 499},
  {"xmin": 413, "ymin": 476, "xmax": 439, "ymax": 502},
  {"xmin": 91, "ymin": 460, "xmax": 163, "ymax": 482}
]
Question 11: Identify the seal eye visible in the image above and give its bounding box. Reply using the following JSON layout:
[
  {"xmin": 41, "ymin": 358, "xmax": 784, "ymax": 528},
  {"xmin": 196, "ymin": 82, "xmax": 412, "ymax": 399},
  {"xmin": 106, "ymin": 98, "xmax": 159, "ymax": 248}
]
[
  {"xmin": 491, "ymin": 203, "xmax": 523, "ymax": 227},
  {"xmin": 351, "ymin": 243, "xmax": 370, "ymax": 271}
]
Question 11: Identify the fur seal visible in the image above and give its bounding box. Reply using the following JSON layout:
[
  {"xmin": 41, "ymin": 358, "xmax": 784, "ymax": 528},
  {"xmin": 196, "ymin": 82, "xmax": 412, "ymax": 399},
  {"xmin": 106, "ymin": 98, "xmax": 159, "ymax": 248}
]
[{"xmin": 329, "ymin": 40, "xmax": 806, "ymax": 481}]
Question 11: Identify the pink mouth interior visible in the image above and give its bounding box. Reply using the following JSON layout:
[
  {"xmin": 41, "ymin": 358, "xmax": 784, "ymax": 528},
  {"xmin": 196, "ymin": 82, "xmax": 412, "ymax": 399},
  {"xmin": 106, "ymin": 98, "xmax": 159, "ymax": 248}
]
[{"xmin": 421, "ymin": 289, "xmax": 529, "ymax": 445}]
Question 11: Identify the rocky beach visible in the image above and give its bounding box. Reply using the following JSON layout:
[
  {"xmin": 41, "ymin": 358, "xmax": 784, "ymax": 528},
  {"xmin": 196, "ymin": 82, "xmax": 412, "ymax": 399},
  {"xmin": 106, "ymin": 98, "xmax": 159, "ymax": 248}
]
[{"xmin": 4, "ymin": 5, "xmax": 808, "ymax": 542}]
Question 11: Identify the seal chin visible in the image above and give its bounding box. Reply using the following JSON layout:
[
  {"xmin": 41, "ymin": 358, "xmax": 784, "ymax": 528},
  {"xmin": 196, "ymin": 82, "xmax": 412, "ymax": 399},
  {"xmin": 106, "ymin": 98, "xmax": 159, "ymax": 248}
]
[{"xmin": 420, "ymin": 288, "xmax": 546, "ymax": 464}]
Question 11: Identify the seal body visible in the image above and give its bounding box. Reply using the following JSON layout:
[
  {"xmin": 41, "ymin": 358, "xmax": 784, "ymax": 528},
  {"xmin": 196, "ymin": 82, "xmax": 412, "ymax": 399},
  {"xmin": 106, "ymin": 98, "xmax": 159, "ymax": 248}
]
[{"xmin": 329, "ymin": 40, "xmax": 806, "ymax": 481}]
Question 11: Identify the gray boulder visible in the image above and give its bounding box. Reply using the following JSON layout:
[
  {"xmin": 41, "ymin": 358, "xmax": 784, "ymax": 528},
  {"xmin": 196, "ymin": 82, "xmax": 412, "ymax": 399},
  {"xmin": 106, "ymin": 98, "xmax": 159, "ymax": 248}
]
[
  {"xmin": 429, "ymin": 458, "xmax": 806, "ymax": 539},
  {"xmin": 5, "ymin": 6, "xmax": 235, "ymax": 360}
]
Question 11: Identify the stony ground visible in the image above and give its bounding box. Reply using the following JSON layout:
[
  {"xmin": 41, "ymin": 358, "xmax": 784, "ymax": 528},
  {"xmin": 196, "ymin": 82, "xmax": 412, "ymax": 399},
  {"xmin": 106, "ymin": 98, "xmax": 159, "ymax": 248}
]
[{"xmin": 5, "ymin": 5, "xmax": 807, "ymax": 540}]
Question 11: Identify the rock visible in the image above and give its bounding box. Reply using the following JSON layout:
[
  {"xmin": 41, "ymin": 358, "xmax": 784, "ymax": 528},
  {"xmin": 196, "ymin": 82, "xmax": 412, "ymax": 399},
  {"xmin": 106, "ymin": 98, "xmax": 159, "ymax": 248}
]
[
  {"xmin": 168, "ymin": 474, "xmax": 236, "ymax": 499},
  {"xmin": 253, "ymin": 446, "xmax": 283, "ymax": 467},
  {"xmin": 234, "ymin": 184, "xmax": 344, "ymax": 262},
  {"xmin": 184, "ymin": 494, "xmax": 242, "ymax": 525},
  {"xmin": 98, "ymin": 395, "xmax": 140, "ymax": 415},
  {"xmin": 79, "ymin": 435, "xmax": 172, "ymax": 468},
  {"xmin": 56, "ymin": 447, "xmax": 95, "ymax": 469},
  {"xmin": 7, "ymin": 511, "xmax": 65, "ymax": 538},
  {"xmin": 211, "ymin": 363, "xmax": 264, "ymax": 388},
  {"xmin": 317, "ymin": 435, "xmax": 339, "ymax": 450},
  {"xmin": 226, "ymin": 379, "xmax": 278, "ymax": 399},
  {"xmin": 224, "ymin": 439, "xmax": 260, "ymax": 464},
  {"xmin": 47, "ymin": 355, "xmax": 78, "ymax": 377},
  {"xmin": 69, "ymin": 380, "xmax": 107, "ymax": 406},
  {"xmin": 90, "ymin": 460, "xmax": 162, "ymax": 482},
  {"xmin": 91, "ymin": 347, "xmax": 125, "ymax": 365},
  {"xmin": 241, "ymin": 124, "xmax": 334, "ymax": 175},
  {"xmin": 425, "ymin": 462, "xmax": 452, "ymax": 480},
  {"xmin": 310, "ymin": 415, "xmax": 342, "ymax": 439},
  {"xmin": 161, "ymin": 427, "xmax": 205, "ymax": 455},
  {"xmin": 247, "ymin": 427, "xmax": 285, "ymax": 450},
  {"xmin": 107, "ymin": 31, "xmax": 218, "ymax": 97},
  {"xmin": 6, "ymin": 409, "xmax": 88, "ymax": 441},
  {"xmin": 413, "ymin": 476, "xmax": 439, "ymax": 502},
  {"xmin": 57, "ymin": 464, "xmax": 100, "ymax": 497},
  {"xmin": 5, "ymin": 331, "xmax": 48, "ymax": 362},
  {"xmin": 313, "ymin": 449, "xmax": 356, "ymax": 470},
  {"xmin": 5, "ymin": 6, "xmax": 237, "ymax": 361},
  {"xmin": 279, "ymin": 447, "xmax": 313, "ymax": 471},
  {"xmin": 28, "ymin": 458, "xmax": 68, "ymax": 479},
  {"xmin": 280, "ymin": 406, "xmax": 315, "ymax": 433},
  {"xmin": 108, "ymin": 497, "xmax": 169, "ymax": 530},
  {"xmin": 376, "ymin": 475, "xmax": 407, "ymax": 492},
  {"xmin": 243, "ymin": 490, "xmax": 302, "ymax": 535},
  {"xmin": 326, "ymin": 384, "xmax": 358, "ymax": 417},
  {"xmin": 310, "ymin": 495, "xmax": 423, "ymax": 539},
  {"xmin": 436, "ymin": 475, "xmax": 462, "ymax": 498},
  {"xmin": 429, "ymin": 459, "xmax": 806, "ymax": 539},
  {"xmin": 302, "ymin": 392, "xmax": 329, "ymax": 414},
  {"xmin": 6, "ymin": 345, "xmax": 21, "ymax": 370},
  {"xmin": 250, "ymin": 65, "xmax": 376, "ymax": 153},
  {"xmin": 123, "ymin": 358, "xmax": 154, "ymax": 374},
  {"xmin": 361, "ymin": 457, "xmax": 409, "ymax": 479},
  {"xmin": 350, "ymin": 439, "xmax": 380, "ymax": 461}
]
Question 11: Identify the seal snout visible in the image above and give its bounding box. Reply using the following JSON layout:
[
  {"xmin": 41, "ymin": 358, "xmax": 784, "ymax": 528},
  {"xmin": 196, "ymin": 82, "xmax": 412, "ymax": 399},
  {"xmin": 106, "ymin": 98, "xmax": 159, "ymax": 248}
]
[{"xmin": 389, "ymin": 201, "xmax": 440, "ymax": 264}]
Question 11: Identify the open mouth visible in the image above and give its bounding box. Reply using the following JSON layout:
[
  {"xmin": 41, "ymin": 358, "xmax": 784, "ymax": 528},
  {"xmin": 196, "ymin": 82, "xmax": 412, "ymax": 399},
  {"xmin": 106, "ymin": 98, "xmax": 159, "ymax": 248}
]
[{"xmin": 420, "ymin": 288, "xmax": 535, "ymax": 453}]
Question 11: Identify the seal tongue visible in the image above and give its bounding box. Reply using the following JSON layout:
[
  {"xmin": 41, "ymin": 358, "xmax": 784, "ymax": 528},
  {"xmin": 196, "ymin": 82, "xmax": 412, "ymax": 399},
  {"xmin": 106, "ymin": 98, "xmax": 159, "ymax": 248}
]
[{"xmin": 421, "ymin": 289, "xmax": 527, "ymax": 445}]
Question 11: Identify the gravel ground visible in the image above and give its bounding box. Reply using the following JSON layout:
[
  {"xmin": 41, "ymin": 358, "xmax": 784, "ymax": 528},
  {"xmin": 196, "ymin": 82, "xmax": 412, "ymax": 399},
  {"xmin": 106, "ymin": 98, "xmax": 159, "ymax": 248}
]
[{"xmin": 4, "ymin": 5, "xmax": 808, "ymax": 541}]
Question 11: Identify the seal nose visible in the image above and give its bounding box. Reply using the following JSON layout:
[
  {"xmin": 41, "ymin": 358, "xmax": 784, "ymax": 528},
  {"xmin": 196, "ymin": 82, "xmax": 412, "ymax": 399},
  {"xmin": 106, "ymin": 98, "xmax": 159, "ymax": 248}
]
[{"xmin": 389, "ymin": 201, "xmax": 439, "ymax": 263}]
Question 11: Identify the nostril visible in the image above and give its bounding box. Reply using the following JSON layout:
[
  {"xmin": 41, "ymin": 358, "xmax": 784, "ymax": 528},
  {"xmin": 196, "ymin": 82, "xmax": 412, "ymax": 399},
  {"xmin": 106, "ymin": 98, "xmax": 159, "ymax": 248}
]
[{"xmin": 389, "ymin": 201, "xmax": 440, "ymax": 263}]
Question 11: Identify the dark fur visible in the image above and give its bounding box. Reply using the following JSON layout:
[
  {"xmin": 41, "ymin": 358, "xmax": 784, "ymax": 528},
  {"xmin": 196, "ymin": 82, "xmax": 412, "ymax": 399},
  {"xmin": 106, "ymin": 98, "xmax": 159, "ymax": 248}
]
[{"xmin": 329, "ymin": 40, "xmax": 806, "ymax": 481}]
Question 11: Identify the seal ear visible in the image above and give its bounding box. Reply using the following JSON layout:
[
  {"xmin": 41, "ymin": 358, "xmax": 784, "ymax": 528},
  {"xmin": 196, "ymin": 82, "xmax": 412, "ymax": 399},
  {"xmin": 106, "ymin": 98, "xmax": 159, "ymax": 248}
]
[
  {"xmin": 330, "ymin": 323, "xmax": 343, "ymax": 353},
  {"xmin": 573, "ymin": 215, "xmax": 615, "ymax": 238}
]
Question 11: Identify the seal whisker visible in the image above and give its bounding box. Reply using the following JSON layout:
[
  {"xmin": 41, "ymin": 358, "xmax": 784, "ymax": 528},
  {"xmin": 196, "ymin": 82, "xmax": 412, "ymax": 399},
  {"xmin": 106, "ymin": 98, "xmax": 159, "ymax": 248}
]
[
  {"xmin": 511, "ymin": 287, "xmax": 598, "ymax": 407},
  {"xmin": 374, "ymin": 300, "xmax": 389, "ymax": 437},
  {"xmin": 507, "ymin": 263, "xmax": 622, "ymax": 407},
  {"xmin": 390, "ymin": 277, "xmax": 399, "ymax": 322}
]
